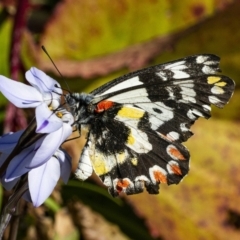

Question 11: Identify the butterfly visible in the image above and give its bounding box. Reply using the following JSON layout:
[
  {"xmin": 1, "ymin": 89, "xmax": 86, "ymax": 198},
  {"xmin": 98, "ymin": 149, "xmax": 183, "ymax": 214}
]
[{"xmin": 65, "ymin": 54, "xmax": 235, "ymax": 196}]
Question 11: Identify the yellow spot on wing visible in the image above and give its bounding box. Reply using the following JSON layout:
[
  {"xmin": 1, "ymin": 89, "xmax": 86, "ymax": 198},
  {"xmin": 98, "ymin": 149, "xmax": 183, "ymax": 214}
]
[
  {"xmin": 117, "ymin": 107, "xmax": 144, "ymax": 119},
  {"xmin": 131, "ymin": 158, "xmax": 138, "ymax": 166},
  {"xmin": 116, "ymin": 152, "xmax": 126, "ymax": 164},
  {"xmin": 215, "ymin": 81, "xmax": 227, "ymax": 87},
  {"xmin": 90, "ymin": 151, "xmax": 128, "ymax": 175},
  {"xmin": 127, "ymin": 133, "xmax": 135, "ymax": 145},
  {"xmin": 90, "ymin": 153, "xmax": 108, "ymax": 175},
  {"xmin": 207, "ymin": 76, "xmax": 221, "ymax": 84}
]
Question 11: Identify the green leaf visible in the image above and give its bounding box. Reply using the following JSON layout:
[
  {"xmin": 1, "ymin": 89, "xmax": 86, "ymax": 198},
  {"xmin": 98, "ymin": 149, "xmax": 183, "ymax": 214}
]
[
  {"xmin": 0, "ymin": 16, "xmax": 11, "ymax": 76},
  {"xmin": 36, "ymin": 0, "xmax": 218, "ymax": 61},
  {"xmin": 45, "ymin": 197, "xmax": 61, "ymax": 212},
  {"xmin": 0, "ymin": 17, "xmax": 12, "ymax": 109}
]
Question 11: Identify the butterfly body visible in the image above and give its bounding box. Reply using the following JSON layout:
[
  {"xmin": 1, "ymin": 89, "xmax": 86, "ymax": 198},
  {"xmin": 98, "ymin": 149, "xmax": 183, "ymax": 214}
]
[{"xmin": 65, "ymin": 54, "xmax": 235, "ymax": 197}]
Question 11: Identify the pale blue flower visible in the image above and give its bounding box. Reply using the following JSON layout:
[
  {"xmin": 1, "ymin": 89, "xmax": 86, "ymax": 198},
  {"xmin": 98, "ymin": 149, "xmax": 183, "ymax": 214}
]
[
  {"xmin": 28, "ymin": 148, "xmax": 71, "ymax": 207},
  {"xmin": 0, "ymin": 130, "xmax": 72, "ymax": 207},
  {"xmin": 0, "ymin": 67, "xmax": 64, "ymax": 133},
  {"xmin": 0, "ymin": 68, "xmax": 75, "ymax": 207}
]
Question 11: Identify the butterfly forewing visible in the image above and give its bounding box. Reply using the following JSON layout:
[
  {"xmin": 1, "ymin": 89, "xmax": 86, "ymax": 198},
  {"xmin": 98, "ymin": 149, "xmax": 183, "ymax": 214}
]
[
  {"xmin": 91, "ymin": 54, "xmax": 221, "ymax": 96},
  {"xmin": 71, "ymin": 54, "xmax": 235, "ymax": 196}
]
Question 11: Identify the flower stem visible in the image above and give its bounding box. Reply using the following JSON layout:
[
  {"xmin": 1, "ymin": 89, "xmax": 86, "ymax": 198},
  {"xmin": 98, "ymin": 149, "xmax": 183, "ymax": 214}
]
[{"xmin": 0, "ymin": 182, "xmax": 28, "ymax": 239}]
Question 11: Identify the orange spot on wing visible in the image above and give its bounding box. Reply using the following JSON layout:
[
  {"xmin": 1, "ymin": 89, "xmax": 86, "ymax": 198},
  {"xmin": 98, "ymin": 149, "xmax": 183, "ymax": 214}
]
[
  {"xmin": 116, "ymin": 179, "xmax": 130, "ymax": 193},
  {"xmin": 170, "ymin": 164, "xmax": 182, "ymax": 175},
  {"xmin": 169, "ymin": 147, "xmax": 186, "ymax": 160},
  {"xmin": 95, "ymin": 100, "xmax": 114, "ymax": 113},
  {"xmin": 153, "ymin": 171, "xmax": 167, "ymax": 183}
]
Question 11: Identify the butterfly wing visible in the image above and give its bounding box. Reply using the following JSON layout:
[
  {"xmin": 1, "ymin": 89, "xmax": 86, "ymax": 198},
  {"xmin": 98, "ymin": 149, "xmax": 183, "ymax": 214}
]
[
  {"xmin": 75, "ymin": 54, "xmax": 235, "ymax": 196},
  {"xmin": 78, "ymin": 104, "xmax": 190, "ymax": 196}
]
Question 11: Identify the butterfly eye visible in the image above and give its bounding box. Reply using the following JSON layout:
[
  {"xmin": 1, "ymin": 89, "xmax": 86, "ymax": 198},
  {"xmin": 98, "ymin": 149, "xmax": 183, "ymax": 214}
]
[{"xmin": 65, "ymin": 94, "xmax": 76, "ymax": 106}]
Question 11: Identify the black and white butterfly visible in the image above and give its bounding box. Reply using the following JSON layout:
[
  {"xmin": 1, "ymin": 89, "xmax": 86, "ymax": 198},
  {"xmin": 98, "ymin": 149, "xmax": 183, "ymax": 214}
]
[{"xmin": 65, "ymin": 54, "xmax": 235, "ymax": 196}]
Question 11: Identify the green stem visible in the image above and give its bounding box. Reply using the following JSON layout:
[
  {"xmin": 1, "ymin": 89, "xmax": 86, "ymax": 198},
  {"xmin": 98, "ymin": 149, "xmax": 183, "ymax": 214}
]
[{"xmin": 0, "ymin": 182, "xmax": 28, "ymax": 239}]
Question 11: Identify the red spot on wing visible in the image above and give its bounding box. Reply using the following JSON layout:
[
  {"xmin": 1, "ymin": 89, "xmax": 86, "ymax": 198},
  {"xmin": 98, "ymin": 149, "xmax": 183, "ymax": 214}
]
[
  {"xmin": 95, "ymin": 100, "xmax": 114, "ymax": 113},
  {"xmin": 153, "ymin": 171, "xmax": 167, "ymax": 183},
  {"xmin": 170, "ymin": 164, "xmax": 182, "ymax": 175},
  {"xmin": 116, "ymin": 179, "xmax": 130, "ymax": 193},
  {"xmin": 169, "ymin": 146, "xmax": 186, "ymax": 160}
]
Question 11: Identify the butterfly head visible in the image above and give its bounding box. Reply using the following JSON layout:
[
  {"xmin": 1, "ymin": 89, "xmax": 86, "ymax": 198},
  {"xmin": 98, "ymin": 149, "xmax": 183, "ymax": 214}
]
[{"xmin": 65, "ymin": 93, "xmax": 95, "ymax": 127}]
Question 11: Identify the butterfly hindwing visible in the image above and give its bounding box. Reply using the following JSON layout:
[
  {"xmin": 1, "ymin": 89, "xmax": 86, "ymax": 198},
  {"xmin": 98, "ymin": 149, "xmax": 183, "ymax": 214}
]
[
  {"xmin": 71, "ymin": 54, "xmax": 235, "ymax": 196},
  {"xmin": 77, "ymin": 105, "xmax": 190, "ymax": 196}
]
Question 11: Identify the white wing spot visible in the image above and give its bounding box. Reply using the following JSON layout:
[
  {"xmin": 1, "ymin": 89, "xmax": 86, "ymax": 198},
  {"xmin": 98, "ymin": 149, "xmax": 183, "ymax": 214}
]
[
  {"xmin": 135, "ymin": 175, "xmax": 150, "ymax": 183},
  {"xmin": 209, "ymin": 95, "xmax": 221, "ymax": 105},
  {"xmin": 173, "ymin": 80, "xmax": 194, "ymax": 88},
  {"xmin": 103, "ymin": 175, "xmax": 112, "ymax": 187},
  {"xmin": 192, "ymin": 109, "xmax": 204, "ymax": 117},
  {"xmin": 196, "ymin": 55, "xmax": 209, "ymax": 64},
  {"xmin": 156, "ymin": 72, "xmax": 167, "ymax": 81},
  {"xmin": 98, "ymin": 76, "xmax": 142, "ymax": 95},
  {"xmin": 205, "ymin": 60, "xmax": 217, "ymax": 65},
  {"xmin": 187, "ymin": 109, "xmax": 197, "ymax": 120},
  {"xmin": 202, "ymin": 104, "xmax": 211, "ymax": 111},
  {"xmin": 180, "ymin": 123, "xmax": 188, "ymax": 132},
  {"xmin": 126, "ymin": 128, "xmax": 152, "ymax": 153},
  {"xmin": 172, "ymin": 70, "xmax": 190, "ymax": 79},
  {"xmin": 202, "ymin": 65, "xmax": 216, "ymax": 74},
  {"xmin": 167, "ymin": 131, "xmax": 180, "ymax": 140},
  {"xmin": 166, "ymin": 87, "xmax": 175, "ymax": 100},
  {"xmin": 179, "ymin": 96, "xmax": 196, "ymax": 104},
  {"xmin": 108, "ymin": 88, "xmax": 149, "ymax": 103},
  {"xmin": 164, "ymin": 60, "xmax": 186, "ymax": 69},
  {"xmin": 75, "ymin": 147, "xmax": 93, "ymax": 181},
  {"xmin": 180, "ymin": 87, "xmax": 196, "ymax": 97},
  {"xmin": 211, "ymin": 86, "xmax": 224, "ymax": 94},
  {"xmin": 135, "ymin": 102, "xmax": 174, "ymax": 130}
]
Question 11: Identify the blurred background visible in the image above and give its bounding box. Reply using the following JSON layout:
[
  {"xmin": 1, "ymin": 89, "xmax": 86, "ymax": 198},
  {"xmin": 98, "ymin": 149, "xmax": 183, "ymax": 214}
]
[{"xmin": 0, "ymin": 0, "xmax": 240, "ymax": 239}]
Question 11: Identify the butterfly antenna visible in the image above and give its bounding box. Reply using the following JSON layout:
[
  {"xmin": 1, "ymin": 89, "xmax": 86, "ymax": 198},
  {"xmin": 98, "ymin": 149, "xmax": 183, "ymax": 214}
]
[{"xmin": 41, "ymin": 45, "xmax": 71, "ymax": 92}]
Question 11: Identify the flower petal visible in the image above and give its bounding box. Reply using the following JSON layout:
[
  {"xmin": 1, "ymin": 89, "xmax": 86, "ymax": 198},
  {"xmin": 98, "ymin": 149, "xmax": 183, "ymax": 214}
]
[
  {"xmin": 0, "ymin": 148, "xmax": 15, "ymax": 168},
  {"xmin": 0, "ymin": 76, "xmax": 42, "ymax": 107},
  {"xmin": 28, "ymin": 124, "xmax": 72, "ymax": 168},
  {"xmin": 26, "ymin": 67, "xmax": 62, "ymax": 96},
  {"xmin": 22, "ymin": 189, "xmax": 32, "ymax": 203},
  {"xmin": 28, "ymin": 157, "xmax": 60, "ymax": 207},
  {"xmin": 0, "ymin": 131, "xmax": 24, "ymax": 168},
  {"xmin": 55, "ymin": 149, "xmax": 72, "ymax": 183},
  {"xmin": 35, "ymin": 103, "xmax": 62, "ymax": 133},
  {"xmin": 61, "ymin": 110, "xmax": 74, "ymax": 125},
  {"xmin": 1, "ymin": 173, "xmax": 19, "ymax": 190},
  {"xmin": 5, "ymin": 145, "xmax": 35, "ymax": 181},
  {"xmin": 0, "ymin": 130, "xmax": 23, "ymax": 151},
  {"xmin": 42, "ymin": 92, "xmax": 60, "ymax": 109}
]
